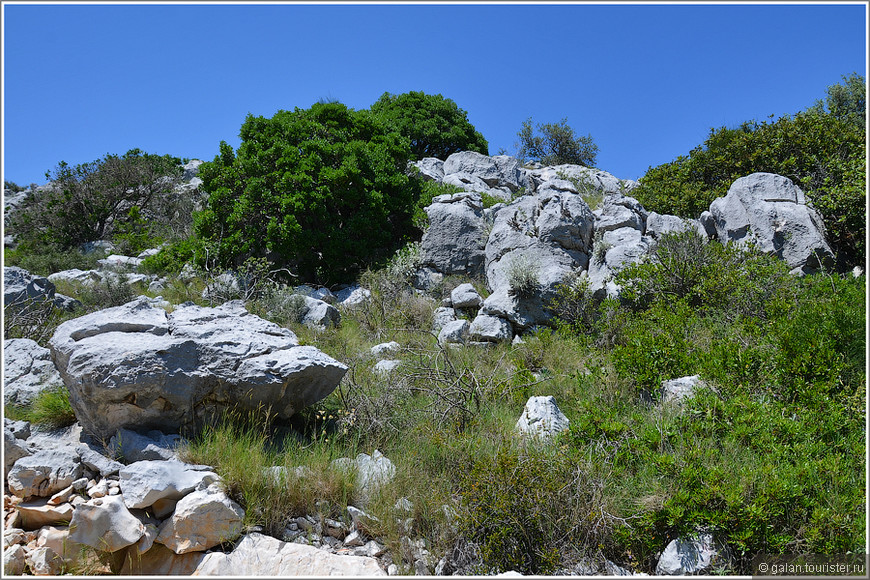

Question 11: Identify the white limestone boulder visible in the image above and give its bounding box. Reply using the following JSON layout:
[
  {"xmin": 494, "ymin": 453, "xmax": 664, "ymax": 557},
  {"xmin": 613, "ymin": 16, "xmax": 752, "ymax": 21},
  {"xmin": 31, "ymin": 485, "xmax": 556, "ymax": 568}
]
[
  {"xmin": 68, "ymin": 495, "xmax": 145, "ymax": 553},
  {"xmin": 119, "ymin": 459, "xmax": 219, "ymax": 510},
  {"xmin": 48, "ymin": 297, "xmax": 346, "ymax": 437},
  {"xmin": 193, "ymin": 532, "xmax": 386, "ymax": 575},
  {"xmin": 516, "ymin": 396, "xmax": 570, "ymax": 441},
  {"xmin": 155, "ymin": 483, "xmax": 245, "ymax": 554}
]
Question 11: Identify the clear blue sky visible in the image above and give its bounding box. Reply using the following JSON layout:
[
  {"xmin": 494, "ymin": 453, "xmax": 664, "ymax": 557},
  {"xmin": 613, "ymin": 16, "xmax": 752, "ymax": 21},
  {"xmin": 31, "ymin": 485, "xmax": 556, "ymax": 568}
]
[{"xmin": 2, "ymin": 1, "xmax": 867, "ymax": 186}]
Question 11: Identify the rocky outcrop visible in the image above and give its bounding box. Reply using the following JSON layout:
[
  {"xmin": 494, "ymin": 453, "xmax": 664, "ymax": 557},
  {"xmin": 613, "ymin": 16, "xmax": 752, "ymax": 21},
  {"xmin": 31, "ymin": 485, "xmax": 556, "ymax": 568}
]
[
  {"xmin": 3, "ymin": 339, "xmax": 65, "ymax": 407},
  {"xmin": 3, "ymin": 267, "xmax": 80, "ymax": 312},
  {"xmin": 420, "ymin": 191, "xmax": 488, "ymax": 277},
  {"xmin": 709, "ymin": 172, "xmax": 835, "ymax": 274},
  {"xmin": 48, "ymin": 297, "xmax": 347, "ymax": 438}
]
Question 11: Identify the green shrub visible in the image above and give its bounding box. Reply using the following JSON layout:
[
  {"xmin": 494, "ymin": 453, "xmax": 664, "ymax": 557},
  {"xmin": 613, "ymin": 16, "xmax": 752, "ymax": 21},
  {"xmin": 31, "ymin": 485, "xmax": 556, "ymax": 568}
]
[
  {"xmin": 22, "ymin": 386, "xmax": 78, "ymax": 429},
  {"xmin": 3, "ymin": 244, "xmax": 102, "ymax": 277},
  {"xmin": 370, "ymin": 91, "xmax": 488, "ymax": 161},
  {"xmin": 196, "ymin": 102, "xmax": 420, "ymax": 285},
  {"xmin": 506, "ymin": 254, "xmax": 540, "ymax": 298},
  {"xmin": 516, "ymin": 117, "xmax": 598, "ymax": 167},
  {"xmin": 8, "ymin": 149, "xmax": 183, "ymax": 250},
  {"xmin": 458, "ymin": 445, "xmax": 597, "ymax": 575}
]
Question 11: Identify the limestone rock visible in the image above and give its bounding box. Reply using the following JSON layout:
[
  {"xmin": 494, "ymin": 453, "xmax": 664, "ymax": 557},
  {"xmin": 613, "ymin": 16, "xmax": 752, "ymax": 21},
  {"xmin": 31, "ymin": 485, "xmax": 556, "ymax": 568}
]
[
  {"xmin": 4, "ymin": 426, "xmax": 31, "ymax": 476},
  {"xmin": 450, "ymin": 283, "xmax": 483, "ymax": 309},
  {"xmin": 661, "ymin": 375, "xmax": 707, "ymax": 406},
  {"xmin": 119, "ymin": 459, "xmax": 218, "ymax": 510},
  {"xmin": 420, "ymin": 191, "xmax": 487, "ymax": 277},
  {"xmin": 14, "ymin": 499, "xmax": 75, "ymax": 530},
  {"xmin": 7, "ymin": 448, "xmax": 83, "ymax": 500},
  {"xmin": 655, "ymin": 532, "xmax": 730, "ymax": 574},
  {"xmin": 336, "ymin": 285, "xmax": 371, "ymax": 307},
  {"xmin": 192, "ymin": 532, "xmax": 386, "ymax": 575},
  {"xmin": 709, "ymin": 172, "xmax": 835, "ymax": 274},
  {"xmin": 371, "ymin": 341, "xmax": 401, "ymax": 357},
  {"xmin": 516, "ymin": 396, "xmax": 570, "ymax": 441},
  {"xmin": 3, "ymin": 543, "xmax": 27, "ymax": 575},
  {"xmin": 468, "ymin": 314, "xmax": 513, "ymax": 343},
  {"xmin": 49, "ymin": 297, "xmax": 345, "ymax": 437},
  {"xmin": 108, "ymin": 428, "xmax": 181, "ymax": 462},
  {"xmin": 437, "ymin": 319, "xmax": 470, "ymax": 346},
  {"xmin": 3, "ymin": 338, "xmax": 65, "ymax": 407},
  {"xmin": 156, "ymin": 483, "xmax": 245, "ymax": 554},
  {"xmin": 118, "ymin": 542, "xmax": 206, "ymax": 575},
  {"xmin": 373, "ymin": 360, "xmax": 402, "ymax": 375},
  {"xmin": 432, "ymin": 306, "xmax": 458, "ymax": 333},
  {"xmin": 68, "ymin": 495, "xmax": 146, "ymax": 552}
]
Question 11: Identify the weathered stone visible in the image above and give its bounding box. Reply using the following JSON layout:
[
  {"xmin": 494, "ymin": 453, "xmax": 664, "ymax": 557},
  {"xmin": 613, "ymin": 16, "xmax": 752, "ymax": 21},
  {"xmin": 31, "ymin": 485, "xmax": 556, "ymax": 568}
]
[
  {"xmin": 155, "ymin": 483, "xmax": 244, "ymax": 554},
  {"xmin": 97, "ymin": 254, "xmax": 143, "ymax": 271},
  {"xmin": 77, "ymin": 445, "xmax": 124, "ymax": 477},
  {"xmin": 412, "ymin": 157, "xmax": 445, "ymax": 182},
  {"xmin": 68, "ymin": 495, "xmax": 145, "ymax": 552},
  {"xmin": 49, "ymin": 297, "xmax": 345, "ymax": 437},
  {"xmin": 108, "ymin": 428, "xmax": 181, "ymax": 462},
  {"xmin": 193, "ymin": 532, "xmax": 386, "ymax": 575},
  {"xmin": 25, "ymin": 546, "xmax": 64, "ymax": 575},
  {"xmin": 336, "ymin": 285, "xmax": 371, "ymax": 307},
  {"xmin": 450, "ymin": 283, "xmax": 483, "ymax": 309},
  {"xmin": 437, "ymin": 319, "xmax": 470, "ymax": 346},
  {"xmin": 371, "ymin": 341, "xmax": 401, "ymax": 357},
  {"xmin": 468, "ymin": 314, "xmax": 513, "ymax": 343},
  {"xmin": 373, "ymin": 360, "xmax": 402, "ymax": 375},
  {"xmin": 587, "ymin": 227, "xmax": 653, "ymax": 300},
  {"xmin": 655, "ymin": 532, "xmax": 730, "ymax": 575},
  {"xmin": 14, "ymin": 499, "xmax": 75, "ymax": 530},
  {"xmin": 516, "ymin": 396, "xmax": 570, "ymax": 441},
  {"xmin": 4, "ymin": 426, "xmax": 31, "ymax": 476},
  {"xmin": 116, "ymin": 541, "xmax": 205, "ymax": 574},
  {"xmin": 7, "ymin": 448, "xmax": 83, "ymax": 500},
  {"xmin": 3, "ymin": 338, "xmax": 65, "ymax": 407},
  {"xmin": 300, "ymin": 295, "xmax": 341, "ymax": 329},
  {"xmin": 119, "ymin": 459, "xmax": 218, "ymax": 510},
  {"xmin": 420, "ymin": 191, "xmax": 487, "ymax": 277},
  {"xmin": 3, "ymin": 543, "xmax": 27, "ymax": 575},
  {"xmin": 661, "ymin": 375, "xmax": 707, "ymax": 406},
  {"xmin": 432, "ymin": 307, "xmax": 458, "ymax": 333},
  {"xmin": 709, "ymin": 173, "xmax": 835, "ymax": 274},
  {"xmin": 4, "ymin": 266, "xmax": 56, "ymax": 307}
]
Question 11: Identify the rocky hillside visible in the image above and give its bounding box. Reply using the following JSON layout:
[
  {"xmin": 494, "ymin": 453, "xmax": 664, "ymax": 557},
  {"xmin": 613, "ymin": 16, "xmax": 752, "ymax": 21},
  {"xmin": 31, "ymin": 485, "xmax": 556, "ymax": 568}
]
[{"xmin": 3, "ymin": 152, "xmax": 864, "ymax": 576}]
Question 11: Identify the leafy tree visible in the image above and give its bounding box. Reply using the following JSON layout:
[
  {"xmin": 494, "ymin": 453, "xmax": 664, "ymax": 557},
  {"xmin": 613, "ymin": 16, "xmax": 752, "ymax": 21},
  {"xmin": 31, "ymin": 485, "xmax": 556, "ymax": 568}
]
[
  {"xmin": 369, "ymin": 91, "xmax": 488, "ymax": 160},
  {"xmin": 9, "ymin": 149, "xmax": 183, "ymax": 250},
  {"xmin": 632, "ymin": 73, "xmax": 866, "ymax": 268},
  {"xmin": 808, "ymin": 72, "xmax": 866, "ymax": 129},
  {"xmin": 516, "ymin": 117, "xmax": 598, "ymax": 167},
  {"xmin": 195, "ymin": 101, "xmax": 420, "ymax": 284}
]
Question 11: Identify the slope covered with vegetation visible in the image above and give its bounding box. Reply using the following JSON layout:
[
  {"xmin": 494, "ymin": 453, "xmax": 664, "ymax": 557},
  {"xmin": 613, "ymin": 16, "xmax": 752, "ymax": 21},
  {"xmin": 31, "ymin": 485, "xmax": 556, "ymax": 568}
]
[{"xmin": 4, "ymin": 80, "xmax": 865, "ymax": 575}]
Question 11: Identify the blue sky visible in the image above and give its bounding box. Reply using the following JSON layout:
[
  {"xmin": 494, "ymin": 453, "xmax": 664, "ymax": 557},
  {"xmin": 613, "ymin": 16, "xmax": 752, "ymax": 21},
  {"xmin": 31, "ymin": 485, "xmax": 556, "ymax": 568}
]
[{"xmin": 2, "ymin": 1, "xmax": 867, "ymax": 186}]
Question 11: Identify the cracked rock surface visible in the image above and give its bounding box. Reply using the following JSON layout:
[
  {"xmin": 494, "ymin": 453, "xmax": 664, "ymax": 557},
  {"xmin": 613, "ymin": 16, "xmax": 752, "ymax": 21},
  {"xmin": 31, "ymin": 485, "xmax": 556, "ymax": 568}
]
[{"xmin": 48, "ymin": 297, "xmax": 348, "ymax": 438}]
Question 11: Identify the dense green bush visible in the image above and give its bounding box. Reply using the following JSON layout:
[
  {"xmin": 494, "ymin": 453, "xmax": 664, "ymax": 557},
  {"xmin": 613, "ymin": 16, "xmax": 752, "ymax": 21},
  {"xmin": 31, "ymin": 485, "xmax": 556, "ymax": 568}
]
[
  {"xmin": 195, "ymin": 102, "xmax": 420, "ymax": 285},
  {"xmin": 458, "ymin": 446, "xmax": 594, "ymax": 575},
  {"xmin": 9, "ymin": 149, "xmax": 184, "ymax": 251},
  {"xmin": 369, "ymin": 91, "xmax": 488, "ymax": 160},
  {"xmin": 632, "ymin": 74, "xmax": 866, "ymax": 268},
  {"xmin": 516, "ymin": 117, "xmax": 598, "ymax": 167}
]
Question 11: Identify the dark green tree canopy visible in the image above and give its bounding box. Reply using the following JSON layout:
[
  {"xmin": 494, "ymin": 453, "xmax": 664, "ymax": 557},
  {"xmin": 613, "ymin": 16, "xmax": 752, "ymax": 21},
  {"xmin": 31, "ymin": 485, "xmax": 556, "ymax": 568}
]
[
  {"xmin": 10, "ymin": 149, "xmax": 182, "ymax": 250},
  {"xmin": 369, "ymin": 91, "xmax": 488, "ymax": 160},
  {"xmin": 516, "ymin": 117, "xmax": 599, "ymax": 167},
  {"xmin": 195, "ymin": 101, "xmax": 420, "ymax": 284}
]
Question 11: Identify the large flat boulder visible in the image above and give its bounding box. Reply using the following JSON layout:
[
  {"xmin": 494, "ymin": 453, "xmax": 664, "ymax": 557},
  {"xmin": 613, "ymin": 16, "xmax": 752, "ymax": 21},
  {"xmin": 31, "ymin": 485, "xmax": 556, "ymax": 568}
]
[{"xmin": 48, "ymin": 297, "xmax": 347, "ymax": 437}]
